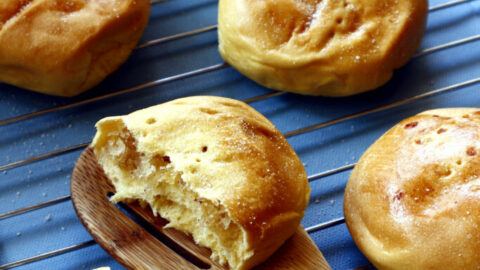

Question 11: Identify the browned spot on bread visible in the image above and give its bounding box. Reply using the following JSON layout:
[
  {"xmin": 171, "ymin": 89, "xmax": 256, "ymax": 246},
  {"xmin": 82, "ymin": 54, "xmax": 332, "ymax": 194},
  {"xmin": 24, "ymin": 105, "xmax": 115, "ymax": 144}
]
[
  {"xmin": 393, "ymin": 190, "xmax": 404, "ymax": 201},
  {"xmin": 402, "ymin": 164, "xmax": 452, "ymax": 212},
  {"xmin": 404, "ymin": 122, "xmax": 418, "ymax": 129},
  {"xmin": 199, "ymin": 108, "xmax": 219, "ymax": 115},
  {"xmin": 146, "ymin": 118, "xmax": 156, "ymax": 125},
  {"xmin": 52, "ymin": 0, "xmax": 85, "ymax": 13},
  {"xmin": 0, "ymin": 0, "xmax": 33, "ymax": 29},
  {"xmin": 437, "ymin": 128, "xmax": 447, "ymax": 134},
  {"xmin": 467, "ymin": 147, "xmax": 477, "ymax": 156},
  {"xmin": 150, "ymin": 155, "xmax": 171, "ymax": 168},
  {"xmin": 118, "ymin": 129, "xmax": 140, "ymax": 172},
  {"xmin": 218, "ymin": 100, "xmax": 243, "ymax": 108},
  {"xmin": 241, "ymin": 120, "xmax": 277, "ymax": 139}
]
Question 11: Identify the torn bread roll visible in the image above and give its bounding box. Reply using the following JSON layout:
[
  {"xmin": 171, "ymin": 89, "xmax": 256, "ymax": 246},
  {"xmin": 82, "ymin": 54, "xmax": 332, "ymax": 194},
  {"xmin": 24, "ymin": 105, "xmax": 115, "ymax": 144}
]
[
  {"xmin": 345, "ymin": 108, "xmax": 480, "ymax": 270},
  {"xmin": 218, "ymin": 0, "xmax": 428, "ymax": 96},
  {"xmin": 92, "ymin": 96, "xmax": 310, "ymax": 270},
  {"xmin": 0, "ymin": 0, "xmax": 150, "ymax": 97}
]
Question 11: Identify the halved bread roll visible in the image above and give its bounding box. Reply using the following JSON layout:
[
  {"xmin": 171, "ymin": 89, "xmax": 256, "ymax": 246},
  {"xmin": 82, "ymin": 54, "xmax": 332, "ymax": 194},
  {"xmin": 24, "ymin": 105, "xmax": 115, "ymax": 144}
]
[
  {"xmin": 345, "ymin": 108, "xmax": 480, "ymax": 269},
  {"xmin": 0, "ymin": 0, "xmax": 150, "ymax": 97},
  {"xmin": 92, "ymin": 96, "xmax": 310, "ymax": 270},
  {"xmin": 218, "ymin": 0, "xmax": 428, "ymax": 96}
]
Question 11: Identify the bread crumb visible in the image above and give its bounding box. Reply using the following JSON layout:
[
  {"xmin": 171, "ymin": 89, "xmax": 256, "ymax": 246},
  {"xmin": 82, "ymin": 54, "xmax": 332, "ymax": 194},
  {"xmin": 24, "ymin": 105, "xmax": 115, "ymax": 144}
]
[{"xmin": 44, "ymin": 214, "xmax": 52, "ymax": 222}]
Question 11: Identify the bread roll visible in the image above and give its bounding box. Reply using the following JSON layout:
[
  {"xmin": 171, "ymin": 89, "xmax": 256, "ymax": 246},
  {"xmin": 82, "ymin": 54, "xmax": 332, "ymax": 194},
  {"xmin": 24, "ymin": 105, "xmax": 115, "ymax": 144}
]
[
  {"xmin": 218, "ymin": 0, "xmax": 428, "ymax": 96},
  {"xmin": 92, "ymin": 96, "xmax": 310, "ymax": 270},
  {"xmin": 0, "ymin": 0, "xmax": 150, "ymax": 97},
  {"xmin": 344, "ymin": 108, "xmax": 480, "ymax": 269}
]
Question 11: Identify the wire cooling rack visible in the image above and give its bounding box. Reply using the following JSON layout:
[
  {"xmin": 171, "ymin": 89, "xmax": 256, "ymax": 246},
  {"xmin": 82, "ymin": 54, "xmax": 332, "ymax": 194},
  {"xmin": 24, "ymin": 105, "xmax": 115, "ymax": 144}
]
[{"xmin": 1, "ymin": 0, "xmax": 479, "ymax": 269}]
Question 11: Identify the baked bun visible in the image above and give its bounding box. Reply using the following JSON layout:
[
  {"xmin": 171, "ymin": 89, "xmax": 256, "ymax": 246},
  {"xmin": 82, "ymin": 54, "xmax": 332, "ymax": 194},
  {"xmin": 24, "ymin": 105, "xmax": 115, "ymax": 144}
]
[
  {"xmin": 0, "ymin": 0, "xmax": 150, "ymax": 97},
  {"xmin": 92, "ymin": 96, "xmax": 310, "ymax": 270},
  {"xmin": 218, "ymin": 0, "xmax": 428, "ymax": 96},
  {"xmin": 345, "ymin": 108, "xmax": 480, "ymax": 269}
]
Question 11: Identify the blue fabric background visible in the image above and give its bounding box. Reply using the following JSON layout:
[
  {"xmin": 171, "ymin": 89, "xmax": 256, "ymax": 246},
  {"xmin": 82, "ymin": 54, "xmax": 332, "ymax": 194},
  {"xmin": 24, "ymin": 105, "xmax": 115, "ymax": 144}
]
[{"xmin": 1, "ymin": 0, "xmax": 479, "ymax": 269}]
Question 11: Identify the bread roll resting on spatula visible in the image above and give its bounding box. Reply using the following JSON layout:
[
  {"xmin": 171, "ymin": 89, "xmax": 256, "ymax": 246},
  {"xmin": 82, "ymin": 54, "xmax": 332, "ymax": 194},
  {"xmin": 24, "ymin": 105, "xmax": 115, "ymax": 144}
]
[{"xmin": 91, "ymin": 96, "xmax": 311, "ymax": 270}]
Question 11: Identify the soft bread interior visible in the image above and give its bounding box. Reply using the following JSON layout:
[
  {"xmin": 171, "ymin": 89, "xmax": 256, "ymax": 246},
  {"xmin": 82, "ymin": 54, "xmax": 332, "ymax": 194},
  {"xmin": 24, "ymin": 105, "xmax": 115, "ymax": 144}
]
[{"xmin": 93, "ymin": 120, "xmax": 253, "ymax": 269}]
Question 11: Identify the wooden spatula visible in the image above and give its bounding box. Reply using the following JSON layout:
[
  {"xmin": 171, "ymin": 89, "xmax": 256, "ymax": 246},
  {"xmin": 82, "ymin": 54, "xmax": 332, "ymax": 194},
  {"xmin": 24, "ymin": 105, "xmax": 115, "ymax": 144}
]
[{"xmin": 71, "ymin": 148, "xmax": 331, "ymax": 270}]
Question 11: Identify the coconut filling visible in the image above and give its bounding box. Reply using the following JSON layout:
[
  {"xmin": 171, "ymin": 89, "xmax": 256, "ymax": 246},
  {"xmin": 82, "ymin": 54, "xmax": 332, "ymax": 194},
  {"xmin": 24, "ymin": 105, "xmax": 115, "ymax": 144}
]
[{"xmin": 94, "ymin": 127, "xmax": 252, "ymax": 269}]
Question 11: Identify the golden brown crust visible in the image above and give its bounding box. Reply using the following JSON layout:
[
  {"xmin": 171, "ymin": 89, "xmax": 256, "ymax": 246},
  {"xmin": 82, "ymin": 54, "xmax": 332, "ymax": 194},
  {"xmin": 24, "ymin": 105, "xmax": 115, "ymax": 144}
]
[
  {"xmin": 93, "ymin": 96, "xmax": 310, "ymax": 269},
  {"xmin": 0, "ymin": 0, "xmax": 150, "ymax": 97},
  {"xmin": 218, "ymin": 0, "xmax": 428, "ymax": 96},
  {"xmin": 345, "ymin": 108, "xmax": 480, "ymax": 270}
]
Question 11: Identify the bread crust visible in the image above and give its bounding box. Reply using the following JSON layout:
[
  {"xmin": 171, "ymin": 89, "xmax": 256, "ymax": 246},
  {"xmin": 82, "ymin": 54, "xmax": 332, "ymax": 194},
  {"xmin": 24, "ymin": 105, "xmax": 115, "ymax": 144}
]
[
  {"xmin": 218, "ymin": 0, "xmax": 428, "ymax": 96},
  {"xmin": 93, "ymin": 96, "xmax": 310, "ymax": 269},
  {"xmin": 0, "ymin": 0, "xmax": 150, "ymax": 97},
  {"xmin": 345, "ymin": 108, "xmax": 480, "ymax": 269}
]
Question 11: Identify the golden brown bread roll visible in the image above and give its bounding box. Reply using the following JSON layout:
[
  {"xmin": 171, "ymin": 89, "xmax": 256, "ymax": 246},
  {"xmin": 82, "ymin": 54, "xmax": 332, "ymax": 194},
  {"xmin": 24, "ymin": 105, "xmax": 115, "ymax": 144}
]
[
  {"xmin": 0, "ymin": 0, "xmax": 150, "ymax": 97},
  {"xmin": 344, "ymin": 108, "xmax": 480, "ymax": 270},
  {"xmin": 91, "ymin": 96, "xmax": 310, "ymax": 270},
  {"xmin": 218, "ymin": 0, "xmax": 428, "ymax": 96}
]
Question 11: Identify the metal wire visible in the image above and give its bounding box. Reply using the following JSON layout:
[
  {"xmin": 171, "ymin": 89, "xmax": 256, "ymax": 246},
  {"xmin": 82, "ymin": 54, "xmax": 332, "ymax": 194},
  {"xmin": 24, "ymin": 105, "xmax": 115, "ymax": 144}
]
[
  {"xmin": 1, "ymin": 33, "xmax": 474, "ymax": 128},
  {"xmin": 137, "ymin": 25, "xmax": 218, "ymax": 49},
  {"xmin": 1, "ymin": 32, "xmax": 478, "ymax": 127},
  {"xmin": 1, "ymin": 1, "xmax": 478, "ymax": 269},
  {"xmin": 150, "ymin": 0, "xmax": 472, "ymax": 10},
  {"xmin": 429, "ymin": 0, "xmax": 472, "ymax": 11},
  {"xmin": 242, "ymin": 91, "xmax": 286, "ymax": 104},
  {"xmin": 284, "ymin": 77, "xmax": 480, "ymax": 137},
  {"xmin": 0, "ymin": 240, "xmax": 96, "ymax": 270},
  {"xmin": 0, "ymin": 195, "xmax": 71, "ymax": 220},
  {"xmin": 150, "ymin": 0, "xmax": 470, "ymax": 10},
  {"xmin": 308, "ymin": 163, "xmax": 356, "ymax": 182},
  {"xmin": 1, "ymin": 1, "xmax": 479, "ymax": 128},
  {"xmin": 0, "ymin": 143, "xmax": 89, "ymax": 172},
  {"xmin": 3, "ymin": 29, "xmax": 480, "ymax": 170},
  {"xmin": 0, "ymin": 153, "xmax": 352, "ymax": 267},
  {"xmin": 0, "ymin": 215, "xmax": 348, "ymax": 270},
  {"xmin": 306, "ymin": 217, "xmax": 347, "ymax": 234},
  {"xmin": 0, "ymin": 90, "xmax": 283, "ymax": 172},
  {"xmin": 414, "ymin": 34, "xmax": 480, "ymax": 58},
  {"xmin": 0, "ymin": 63, "xmax": 228, "ymax": 127},
  {"xmin": 0, "ymin": 214, "xmax": 347, "ymax": 270},
  {"xmin": 1, "ymin": 76, "xmax": 478, "ymax": 173},
  {"xmin": 0, "ymin": 159, "xmax": 356, "ymax": 221}
]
